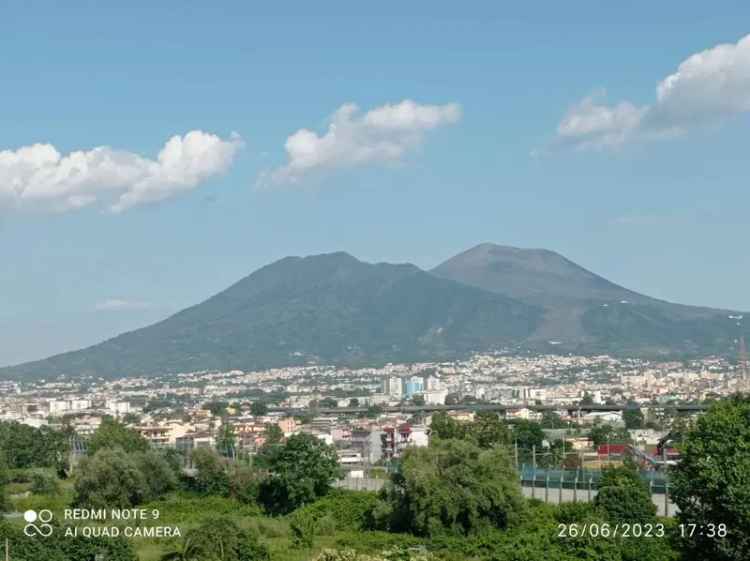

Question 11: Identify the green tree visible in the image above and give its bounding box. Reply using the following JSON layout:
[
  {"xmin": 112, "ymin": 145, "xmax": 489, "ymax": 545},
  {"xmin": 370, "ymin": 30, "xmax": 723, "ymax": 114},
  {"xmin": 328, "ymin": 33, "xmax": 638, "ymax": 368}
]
[
  {"xmin": 87, "ymin": 418, "xmax": 149, "ymax": 456},
  {"xmin": 429, "ymin": 412, "xmax": 466, "ymax": 441},
  {"xmin": 374, "ymin": 439, "xmax": 524, "ymax": 536},
  {"xmin": 670, "ymin": 395, "xmax": 750, "ymax": 561},
  {"xmin": 510, "ymin": 419, "xmax": 545, "ymax": 464},
  {"xmin": 411, "ymin": 394, "xmax": 425, "ymax": 406},
  {"xmin": 264, "ymin": 423, "xmax": 284, "ymax": 445},
  {"xmin": 623, "ymin": 402, "xmax": 645, "ymax": 429},
  {"xmin": 73, "ymin": 447, "xmax": 148, "ymax": 509},
  {"xmin": 540, "ymin": 411, "xmax": 566, "ymax": 428},
  {"xmin": 136, "ymin": 450, "xmax": 178, "ymax": 500},
  {"xmin": 258, "ymin": 433, "xmax": 341, "ymax": 514},
  {"xmin": 593, "ymin": 464, "xmax": 656, "ymax": 523},
  {"xmin": 589, "ymin": 423, "xmax": 630, "ymax": 447},
  {"xmin": 468, "ymin": 412, "xmax": 512, "ymax": 449},
  {"xmin": 320, "ymin": 397, "xmax": 339, "ymax": 408},
  {"xmin": 430, "ymin": 412, "xmax": 511, "ymax": 449},
  {"xmin": 192, "ymin": 447, "xmax": 230, "ymax": 496},
  {"xmin": 511, "ymin": 420, "xmax": 544, "ymax": 450},
  {"xmin": 250, "ymin": 401, "xmax": 269, "ymax": 416},
  {"xmin": 348, "ymin": 398, "xmax": 360, "ymax": 408},
  {"xmin": 0, "ymin": 421, "xmax": 69, "ymax": 470}
]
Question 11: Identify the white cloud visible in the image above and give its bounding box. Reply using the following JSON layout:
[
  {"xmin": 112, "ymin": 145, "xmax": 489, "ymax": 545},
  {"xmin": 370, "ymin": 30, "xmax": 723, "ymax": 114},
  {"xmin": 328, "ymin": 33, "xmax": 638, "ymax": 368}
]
[
  {"xmin": 95, "ymin": 299, "xmax": 153, "ymax": 312},
  {"xmin": 555, "ymin": 34, "xmax": 750, "ymax": 149},
  {"xmin": 263, "ymin": 100, "xmax": 461, "ymax": 185},
  {"xmin": 0, "ymin": 130, "xmax": 242, "ymax": 213},
  {"xmin": 557, "ymin": 91, "xmax": 646, "ymax": 149}
]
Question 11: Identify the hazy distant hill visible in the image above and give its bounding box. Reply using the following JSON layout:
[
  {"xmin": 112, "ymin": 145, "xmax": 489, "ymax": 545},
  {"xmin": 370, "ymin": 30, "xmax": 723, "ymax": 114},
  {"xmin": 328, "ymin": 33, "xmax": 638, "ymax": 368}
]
[
  {"xmin": 0, "ymin": 252, "xmax": 541, "ymax": 379},
  {"xmin": 432, "ymin": 243, "xmax": 748, "ymax": 356}
]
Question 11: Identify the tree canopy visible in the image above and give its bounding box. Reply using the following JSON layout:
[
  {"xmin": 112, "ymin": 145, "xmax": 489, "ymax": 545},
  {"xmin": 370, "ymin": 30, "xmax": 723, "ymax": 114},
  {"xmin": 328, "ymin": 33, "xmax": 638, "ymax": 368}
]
[
  {"xmin": 593, "ymin": 464, "xmax": 656, "ymax": 524},
  {"xmin": 374, "ymin": 439, "xmax": 525, "ymax": 536},
  {"xmin": 257, "ymin": 433, "xmax": 341, "ymax": 514},
  {"xmin": 0, "ymin": 421, "xmax": 69, "ymax": 470},
  {"xmin": 87, "ymin": 418, "xmax": 149, "ymax": 456},
  {"xmin": 670, "ymin": 395, "xmax": 750, "ymax": 561}
]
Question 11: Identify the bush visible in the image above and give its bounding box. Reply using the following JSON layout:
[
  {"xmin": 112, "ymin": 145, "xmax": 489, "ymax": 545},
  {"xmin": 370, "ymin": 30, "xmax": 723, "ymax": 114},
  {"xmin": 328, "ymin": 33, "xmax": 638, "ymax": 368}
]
[
  {"xmin": 289, "ymin": 509, "xmax": 318, "ymax": 549},
  {"xmin": 141, "ymin": 494, "xmax": 261, "ymax": 525},
  {"xmin": 229, "ymin": 464, "xmax": 261, "ymax": 504},
  {"xmin": 312, "ymin": 547, "xmax": 436, "ymax": 561},
  {"xmin": 291, "ymin": 490, "xmax": 379, "ymax": 532},
  {"xmin": 0, "ymin": 519, "xmax": 137, "ymax": 561},
  {"xmin": 162, "ymin": 516, "xmax": 269, "ymax": 561},
  {"xmin": 191, "ymin": 447, "xmax": 230, "ymax": 496},
  {"xmin": 31, "ymin": 471, "xmax": 60, "ymax": 496}
]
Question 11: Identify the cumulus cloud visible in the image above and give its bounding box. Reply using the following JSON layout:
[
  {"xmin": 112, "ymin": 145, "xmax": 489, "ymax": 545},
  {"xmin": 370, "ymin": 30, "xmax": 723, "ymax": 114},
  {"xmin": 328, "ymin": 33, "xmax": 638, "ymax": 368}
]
[
  {"xmin": 0, "ymin": 130, "xmax": 242, "ymax": 213},
  {"xmin": 95, "ymin": 299, "xmax": 153, "ymax": 312},
  {"xmin": 263, "ymin": 100, "xmax": 461, "ymax": 185},
  {"xmin": 555, "ymin": 34, "xmax": 750, "ymax": 149},
  {"xmin": 557, "ymin": 91, "xmax": 647, "ymax": 149}
]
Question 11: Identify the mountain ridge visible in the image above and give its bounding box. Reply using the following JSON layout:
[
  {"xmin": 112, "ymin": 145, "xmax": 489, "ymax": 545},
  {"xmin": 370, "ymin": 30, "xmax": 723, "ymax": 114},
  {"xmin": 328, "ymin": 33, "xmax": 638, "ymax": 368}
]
[
  {"xmin": 0, "ymin": 250, "xmax": 541, "ymax": 379},
  {"xmin": 2, "ymin": 245, "xmax": 747, "ymax": 380},
  {"xmin": 432, "ymin": 243, "xmax": 746, "ymax": 354}
]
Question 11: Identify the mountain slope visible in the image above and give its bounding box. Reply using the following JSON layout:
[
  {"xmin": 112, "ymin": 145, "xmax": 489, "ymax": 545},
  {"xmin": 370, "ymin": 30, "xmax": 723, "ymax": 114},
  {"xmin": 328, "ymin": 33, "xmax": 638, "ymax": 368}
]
[
  {"xmin": 1, "ymin": 252, "xmax": 542, "ymax": 379},
  {"xmin": 432, "ymin": 243, "xmax": 748, "ymax": 356}
]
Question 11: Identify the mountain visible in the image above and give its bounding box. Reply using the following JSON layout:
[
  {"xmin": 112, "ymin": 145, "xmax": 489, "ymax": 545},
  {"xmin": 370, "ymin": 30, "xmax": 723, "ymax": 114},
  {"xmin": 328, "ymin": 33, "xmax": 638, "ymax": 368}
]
[
  {"xmin": 1, "ymin": 252, "xmax": 542, "ymax": 379},
  {"xmin": 432, "ymin": 243, "xmax": 748, "ymax": 356},
  {"xmin": 3, "ymin": 245, "xmax": 747, "ymax": 380}
]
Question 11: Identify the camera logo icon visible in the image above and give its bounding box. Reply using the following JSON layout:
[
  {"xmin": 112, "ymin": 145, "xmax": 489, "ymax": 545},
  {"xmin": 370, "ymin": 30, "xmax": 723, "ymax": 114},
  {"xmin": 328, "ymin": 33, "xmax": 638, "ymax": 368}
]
[{"xmin": 23, "ymin": 510, "xmax": 54, "ymax": 537}]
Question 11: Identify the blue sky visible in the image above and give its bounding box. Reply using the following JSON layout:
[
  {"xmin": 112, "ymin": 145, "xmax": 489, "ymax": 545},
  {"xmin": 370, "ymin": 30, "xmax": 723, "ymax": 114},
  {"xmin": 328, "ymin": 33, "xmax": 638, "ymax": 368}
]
[{"xmin": 1, "ymin": 2, "xmax": 749, "ymax": 366}]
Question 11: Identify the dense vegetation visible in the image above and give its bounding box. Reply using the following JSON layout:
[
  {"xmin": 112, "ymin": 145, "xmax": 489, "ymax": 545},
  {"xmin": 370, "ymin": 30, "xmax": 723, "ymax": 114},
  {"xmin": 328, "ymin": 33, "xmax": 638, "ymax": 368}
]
[{"xmin": 2, "ymin": 398, "xmax": 750, "ymax": 560}]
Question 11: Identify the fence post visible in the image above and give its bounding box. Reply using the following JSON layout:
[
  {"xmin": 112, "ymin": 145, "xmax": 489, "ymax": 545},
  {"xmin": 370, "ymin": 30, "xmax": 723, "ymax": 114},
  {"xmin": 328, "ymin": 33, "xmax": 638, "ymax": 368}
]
[
  {"xmin": 588, "ymin": 477, "xmax": 592, "ymax": 502},
  {"xmin": 531, "ymin": 445, "xmax": 537, "ymax": 499},
  {"xmin": 573, "ymin": 473, "xmax": 579, "ymax": 503},
  {"xmin": 664, "ymin": 481, "xmax": 669, "ymax": 517},
  {"xmin": 545, "ymin": 473, "xmax": 550, "ymax": 503}
]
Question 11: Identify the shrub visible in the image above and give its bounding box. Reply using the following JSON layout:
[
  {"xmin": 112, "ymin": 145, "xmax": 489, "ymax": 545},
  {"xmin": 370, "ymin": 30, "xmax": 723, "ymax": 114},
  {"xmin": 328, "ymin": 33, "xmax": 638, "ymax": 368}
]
[
  {"xmin": 291, "ymin": 490, "xmax": 379, "ymax": 532},
  {"xmin": 289, "ymin": 509, "xmax": 317, "ymax": 549},
  {"xmin": 31, "ymin": 471, "xmax": 60, "ymax": 496}
]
